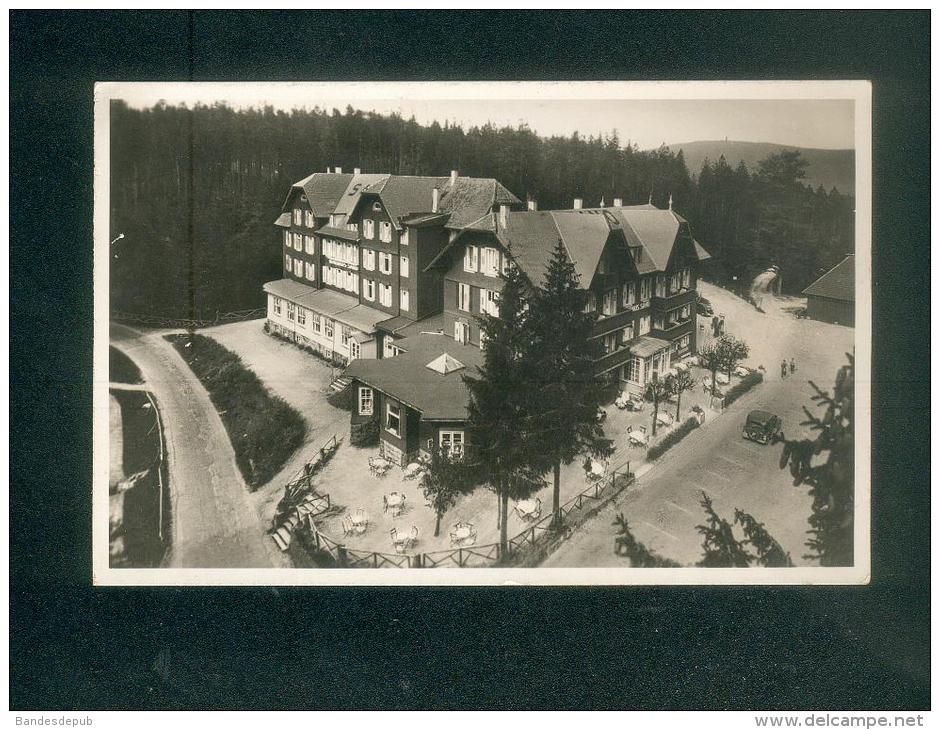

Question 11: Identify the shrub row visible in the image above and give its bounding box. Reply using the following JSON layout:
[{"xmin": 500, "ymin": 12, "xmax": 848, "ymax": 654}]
[
  {"xmin": 350, "ymin": 417, "xmax": 380, "ymax": 447},
  {"xmin": 647, "ymin": 416, "xmax": 701, "ymax": 461},
  {"xmin": 327, "ymin": 384, "xmax": 355, "ymax": 411},
  {"xmin": 167, "ymin": 334, "xmax": 306, "ymax": 490},
  {"xmin": 723, "ymin": 371, "xmax": 764, "ymax": 407}
]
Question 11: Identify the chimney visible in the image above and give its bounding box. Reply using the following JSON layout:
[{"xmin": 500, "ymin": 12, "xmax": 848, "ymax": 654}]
[
  {"xmin": 432, "ymin": 188, "xmax": 440, "ymax": 213},
  {"xmin": 450, "ymin": 170, "xmax": 458, "ymax": 186},
  {"xmin": 613, "ymin": 197, "xmax": 623, "ymax": 207},
  {"xmin": 573, "ymin": 198, "xmax": 583, "ymax": 210},
  {"xmin": 499, "ymin": 204, "xmax": 509, "ymax": 229},
  {"xmin": 354, "ymin": 167, "xmax": 361, "ymax": 174},
  {"xmin": 334, "ymin": 166, "xmax": 343, "ymax": 174},
  {"xmin": 527, "ymin": 200, "xmax": 537, "ymax": 211}
]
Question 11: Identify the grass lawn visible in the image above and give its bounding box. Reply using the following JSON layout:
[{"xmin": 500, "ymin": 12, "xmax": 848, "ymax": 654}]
[
  {"xmin": 166, "ymin": 333, "xmax": 306, "ymax": 490},
  {"xmin": 110, "ymin": 346, "xmax": 143, "ymax": 384}
]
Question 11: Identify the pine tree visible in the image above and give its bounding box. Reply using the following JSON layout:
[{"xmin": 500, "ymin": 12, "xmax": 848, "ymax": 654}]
[
  {"xmin": 734, "ymin": 509, "xmax": 793, "ymax": 567},
  {"xmin": 463, "ymin": 259, "xmax": 546, "ymax": 557},
  {"xmin": 779, "ymin": 353, "xmax": 855, "ymax": 565},
  {"xmin": 528, "ymin": 240, "xmax": 613, "ymax": 529},
  {"xmin": 613, "ymin": 514, "xmax": 681, "ymax": 567},
  {"xmin": 696, "ymin": 491, "xmax": 753, "ymax": 567}
]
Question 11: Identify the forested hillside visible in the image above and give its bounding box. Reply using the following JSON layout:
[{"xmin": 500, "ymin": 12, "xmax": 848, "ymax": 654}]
[
  {"xmin": 109, "ymin": 101, "xmax": 854, "ymax": 319},
  {"xmin": 666, "ymin": 140, "xmax": 855, "ymax": 194}
]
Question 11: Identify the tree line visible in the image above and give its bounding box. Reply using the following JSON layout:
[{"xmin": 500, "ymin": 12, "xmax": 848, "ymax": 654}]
[{"xmin": 109, "ymin": 100, "xmax": 855, "ymax": 319}]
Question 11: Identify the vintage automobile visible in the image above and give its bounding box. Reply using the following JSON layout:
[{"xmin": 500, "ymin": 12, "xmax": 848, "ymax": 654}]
[
  {"xmin": 696, "ymin": 294, "xmax": 714, "ymax": 317},
  {"xmin": 742, "ymin": 409, "xmax": 782, "ymax": 445}
]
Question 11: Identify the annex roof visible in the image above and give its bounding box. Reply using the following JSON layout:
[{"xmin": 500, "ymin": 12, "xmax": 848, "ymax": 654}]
[
  {"xmin": 802, "ymin": 254, "xmax": 854, "ymax": 302},
  {"xmin": 345, "ymin": 333, "xmax": 483, "ymax": 421},
  {"xmin": 262, "ymin": 279, "xmax": 388, "ymax": 333},
  {"xmin": 628, "ymin": 335, "xmax": 672, "ymax": 358}
]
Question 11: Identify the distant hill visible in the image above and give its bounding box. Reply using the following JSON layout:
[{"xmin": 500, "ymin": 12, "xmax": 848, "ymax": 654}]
[{"xmin": 661, "ymin": 140, "xmax": 855, "ymax": 195}]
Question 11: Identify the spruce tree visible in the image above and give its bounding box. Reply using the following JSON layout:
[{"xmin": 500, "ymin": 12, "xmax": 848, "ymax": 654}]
[
  {"xmin": 779, "ymin": 353, "xmax": 855, "ymax": 565},
  {"xmin": 463, "ymin": 259, "xmax": 545, "ymax": 557},
  {"xmin": 528, "ymin": 240, "xmax": 613, "ymax": 529},
  {"xmin": 696, "ymin": 491, "xmax": 753, "ymax": 567},
  {"xmin": 734, "ymin": 509, "xmax": 793, "ymax": 567}
]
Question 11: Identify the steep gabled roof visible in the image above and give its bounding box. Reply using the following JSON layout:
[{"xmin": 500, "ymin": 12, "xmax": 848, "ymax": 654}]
[
  {"xmin": 548, "ymin": 209, "xmax": 620, "ymax": 284},
  {"xmin": 333, "ymin": 173, "xmax": 391, "ymax": 217},
  {"xmin": 440, "ymin": 178, "xmax": 521, "ymax": 229},
  {"xmin": 803, "ymin": 254, "xmax": 854, "ymax": 302},
  {"xmin": 359, "ymin": 175, "xmax": 448, "ymax": 224},
  {"xmin": 297, "ymin": 172, "xmax": 355, "ymax": 218}
]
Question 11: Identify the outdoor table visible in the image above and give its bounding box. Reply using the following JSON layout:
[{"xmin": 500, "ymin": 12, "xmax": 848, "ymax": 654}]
[
  {"xmin": 590, "ymin": 460, "xmax": 606, "ymax": 477},
  {"xmin": 452, "ymin": 525, "xmax": 475, "ymax": 543},
  {"xmin": 734, "ymin": 366, "xmax": 750, "ymax": 377},
  {"xmin": 656, "ymin": 412, "xmax": 674, "ymax": 426},
  {"xmin": 674, "ymin": 361, "xmax": 689, "ymax": 373},
  {"xmin": 629, "ymin": 431, "xmax": 648, "ymax": 446},
  {"xmin": 716, "ymin": 372, "xmax": 730, "ymax": 385},
  {"xmin": 516, "ymin": 499, "xmax": 539, "ymax": 518}
]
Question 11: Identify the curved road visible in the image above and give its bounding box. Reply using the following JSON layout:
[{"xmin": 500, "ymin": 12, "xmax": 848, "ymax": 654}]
[{"xmin": 111, "ymin": 323, "xmax": 277, "ymax": 568}]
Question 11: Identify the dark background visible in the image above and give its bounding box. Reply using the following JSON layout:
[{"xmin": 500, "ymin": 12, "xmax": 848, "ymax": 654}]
[{"xmin": 10, "ymin": 10, "xmax": 930, "ymax": 710}]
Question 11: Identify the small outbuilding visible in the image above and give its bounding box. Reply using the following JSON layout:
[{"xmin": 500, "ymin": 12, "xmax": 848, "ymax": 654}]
[{"xmin": 802, "ymin": 254, "xmax": 855, "ymax": 326}]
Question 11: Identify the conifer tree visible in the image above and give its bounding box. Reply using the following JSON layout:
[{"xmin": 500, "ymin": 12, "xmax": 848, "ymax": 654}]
[
  {"xmin": 696, "ymin": 491, "xmax": 753, "ymax": 567},
  {"xmin": 528, "ymin": 240, "xmax": 613, "ymax": 529},
  {"xmin": 463, "ymin": 259, "xmax": 545, "ymax": 557},
  {"xmin": 779, "ymin": 353, "xmax": 855, "ymax": 565}
]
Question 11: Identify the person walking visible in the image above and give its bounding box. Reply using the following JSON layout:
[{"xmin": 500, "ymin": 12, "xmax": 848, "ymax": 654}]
[
  {"xmin": 781, "ymin": 359, "xmax": 788, "ymax": 379},
  {"xmin": 789, "ymin": 358, "xmax": 796, "ymax": 375}
]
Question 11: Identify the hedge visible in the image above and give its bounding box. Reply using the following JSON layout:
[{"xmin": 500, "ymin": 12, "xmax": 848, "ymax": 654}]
[
  {"xmin": 723, "ymin": 371, "xmax": 764, "ymax": 407},
  {"xmin": 647, "ymin": 416, "xmax": 700, "ymax": 461},
  {"xmin": 327, "ymin": 384, "xmax": 356, "ymax": 411},
  {"xmin": 350, "ymin": 417, "xmax": 380, "ymax": 447},
  {"xmin": 166, "ymin": 334, "xmax": 306, "ymax": 489}
]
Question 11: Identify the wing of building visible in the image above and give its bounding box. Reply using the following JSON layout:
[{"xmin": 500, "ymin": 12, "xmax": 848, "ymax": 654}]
[
  {"xmin": 265, "ymin": 175, "xmax": 710, "ymax": 465},
  {"xmin": 802, "ymin": 254, "xmax": 854, "ymax": 326}
]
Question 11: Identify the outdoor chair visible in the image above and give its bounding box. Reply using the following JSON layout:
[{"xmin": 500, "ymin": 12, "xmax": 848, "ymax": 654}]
[
  {"xmin": 389, "ymin": 528, "xmax": 398, "ymax": 544},
  {"xmin": 342, "ymin": 518, "xmax": 353, "ymax": 537}
]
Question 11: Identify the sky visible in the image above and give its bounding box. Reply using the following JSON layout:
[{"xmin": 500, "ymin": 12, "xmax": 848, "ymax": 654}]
[{"xmin": 111, "ymin": 83, "xmax": 857, "ymax": 150}]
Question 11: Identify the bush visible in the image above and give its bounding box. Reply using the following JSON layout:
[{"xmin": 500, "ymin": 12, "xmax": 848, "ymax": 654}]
[
  {"xmin": 647, "ymin": 417, "xmax": 700, "ymax": 461},
  {"xmin": 723, "ymin": 371, "xmax": 764, "ymax": 407},
  {"xmin": 350, "ymin": 417, "xmax": 380, "ymax": 447},
  {"xmin": 166, "ymin": 334, "xmax": 306, "ymax": 489},
  {"xmin": 327, "ymin": 384, "xmax": 355, "ymax": 411}
]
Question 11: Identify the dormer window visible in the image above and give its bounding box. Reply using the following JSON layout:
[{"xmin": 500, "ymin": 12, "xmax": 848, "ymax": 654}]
[{"xmin": 372, "ymin": 202, "xmax": 383, "ymax": 211}]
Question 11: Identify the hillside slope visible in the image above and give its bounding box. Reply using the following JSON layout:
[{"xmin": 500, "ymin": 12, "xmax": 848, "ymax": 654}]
[{"xmin": 665, "ymin": 140, "xmax": 855, "ymax": 194}]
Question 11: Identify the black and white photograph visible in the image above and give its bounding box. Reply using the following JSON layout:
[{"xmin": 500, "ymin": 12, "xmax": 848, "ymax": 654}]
[{"xmin": 94, "ymin": 80, "xmax": 870, "ymax": 584}]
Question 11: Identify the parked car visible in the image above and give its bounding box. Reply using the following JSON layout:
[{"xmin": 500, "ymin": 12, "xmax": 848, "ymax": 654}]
[
  {"xmin": 697, "ymin": 295, "xmax": 714, "ymax": 317},
  {"xmin": 742, "ymin": 409, "xmax": 782, "ymax": 445}
]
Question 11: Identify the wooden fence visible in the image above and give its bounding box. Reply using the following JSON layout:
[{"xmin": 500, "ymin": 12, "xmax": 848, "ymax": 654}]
[
  {"xmin": 299, "ymin": 462, "xmax": 636, "ymax": 569},
  {"xmin": 110, "ymin": 307, "xmax": 265, "ymax": 330}
]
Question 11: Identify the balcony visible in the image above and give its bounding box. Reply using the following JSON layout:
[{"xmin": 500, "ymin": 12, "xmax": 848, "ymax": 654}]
[
  {"xmin": 594, "ymin": 344, "xmax": 634, "ymax": 375},
  {"xmin": 591, "ymin": 305, "xmax": 650, "ymax": 339}
]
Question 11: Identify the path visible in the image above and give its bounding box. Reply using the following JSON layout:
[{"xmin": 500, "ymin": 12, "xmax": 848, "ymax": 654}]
[{"xmin": 110, "ymin": 323, "xmax": 279, "ymax": 568}]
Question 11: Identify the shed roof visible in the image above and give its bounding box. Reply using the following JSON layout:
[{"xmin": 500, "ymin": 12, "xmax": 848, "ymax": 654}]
[
  {"xmin": 345, "ymin": 333, "xmax": 482, "ymax": 421},
  {"xmin": 802, "ymin": 255, "xmax": 854, "ymax": 302},
  {"xmin": 262, "ymin": 279, "xmax": 388, "ymax": 333}
]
